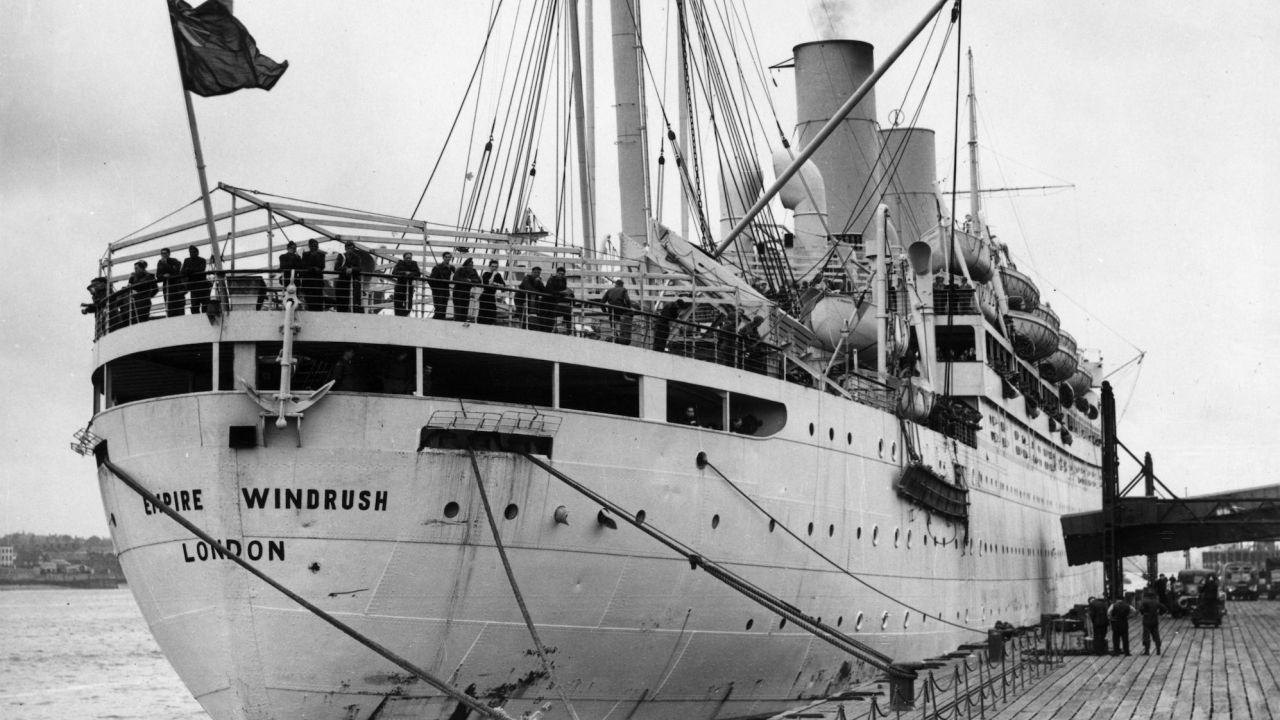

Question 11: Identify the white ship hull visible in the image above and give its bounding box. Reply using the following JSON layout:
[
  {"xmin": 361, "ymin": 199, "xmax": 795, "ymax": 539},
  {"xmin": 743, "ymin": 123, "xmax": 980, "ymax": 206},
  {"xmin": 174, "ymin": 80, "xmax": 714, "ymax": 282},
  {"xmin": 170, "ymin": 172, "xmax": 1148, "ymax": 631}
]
[{"xmin": 93, "ymin": 314, "xmax": 1100, "ymax": 720}]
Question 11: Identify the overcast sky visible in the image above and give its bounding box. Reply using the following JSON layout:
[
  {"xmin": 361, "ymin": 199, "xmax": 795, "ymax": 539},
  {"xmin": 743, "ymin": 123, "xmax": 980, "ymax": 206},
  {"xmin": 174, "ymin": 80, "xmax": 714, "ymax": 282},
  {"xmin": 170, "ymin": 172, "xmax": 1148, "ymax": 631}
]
[{"xmin": 2, "ymin": 1, "xmax": 1278, "ymax": 537}]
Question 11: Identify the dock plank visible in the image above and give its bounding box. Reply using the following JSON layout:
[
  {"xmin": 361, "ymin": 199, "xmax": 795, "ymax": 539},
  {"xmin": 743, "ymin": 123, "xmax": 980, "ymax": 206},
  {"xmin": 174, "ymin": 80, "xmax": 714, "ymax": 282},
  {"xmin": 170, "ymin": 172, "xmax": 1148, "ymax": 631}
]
[{"xmin": 776, "ymin": 602, "xmax": 1279, "ymax": 720}]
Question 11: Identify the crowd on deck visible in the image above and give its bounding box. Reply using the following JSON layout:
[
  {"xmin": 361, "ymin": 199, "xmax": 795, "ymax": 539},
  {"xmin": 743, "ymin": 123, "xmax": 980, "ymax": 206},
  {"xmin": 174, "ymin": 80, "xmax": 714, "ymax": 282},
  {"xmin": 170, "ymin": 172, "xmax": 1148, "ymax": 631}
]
[{"xmin": 85, "ymin": 244, "xmax": 776, "ymax": 372}]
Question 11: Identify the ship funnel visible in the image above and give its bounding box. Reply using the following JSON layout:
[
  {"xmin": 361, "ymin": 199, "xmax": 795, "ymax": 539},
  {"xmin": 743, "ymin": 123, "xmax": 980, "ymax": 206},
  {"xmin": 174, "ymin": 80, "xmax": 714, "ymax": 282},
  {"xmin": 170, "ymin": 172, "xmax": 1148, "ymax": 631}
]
[
  {"xmin": 770, "ymin": 148, "xmax": 829, "ymax": 282},
  {"xmin": 794, "ymin": 40, "xmax": 882, "ymax": 250},
  {"xmin": 879, "ymin": 128, "xmax": 938, "ymax": 247}
]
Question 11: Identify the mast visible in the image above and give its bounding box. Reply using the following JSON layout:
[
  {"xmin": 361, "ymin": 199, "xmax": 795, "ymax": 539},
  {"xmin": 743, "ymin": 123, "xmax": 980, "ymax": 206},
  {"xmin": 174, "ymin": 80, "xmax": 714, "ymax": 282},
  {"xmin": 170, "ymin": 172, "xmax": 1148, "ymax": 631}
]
[
  {"xmin": 967, "ymin": 48, "xmax": 981, "ymax": 229},
  {"xmin": 568, "ymin": 0, "xmax": 597, "ymax": 254},
  {"xmin": 610, "ymin": 0, "xmax": 654, "ymax": 253},
  {"xmin": 677, "ymin": 0, "xmax": 691, "ymax": 241}
]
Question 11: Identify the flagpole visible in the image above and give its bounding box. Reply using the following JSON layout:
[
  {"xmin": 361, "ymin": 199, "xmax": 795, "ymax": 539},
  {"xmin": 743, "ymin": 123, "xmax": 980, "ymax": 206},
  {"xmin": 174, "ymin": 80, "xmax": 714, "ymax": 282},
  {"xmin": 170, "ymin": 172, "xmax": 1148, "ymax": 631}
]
[{"xmin": 180, "ymin": 87, "xmax": 230, "ymax": 310}]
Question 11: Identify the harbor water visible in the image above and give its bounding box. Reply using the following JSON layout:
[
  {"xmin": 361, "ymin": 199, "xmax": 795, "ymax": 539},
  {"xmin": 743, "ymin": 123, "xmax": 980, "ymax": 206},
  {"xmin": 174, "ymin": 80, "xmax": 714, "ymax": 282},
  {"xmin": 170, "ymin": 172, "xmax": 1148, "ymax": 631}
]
[{"xmin": 1, "ymin": 587, "xmax": 205, "ymax": 720}]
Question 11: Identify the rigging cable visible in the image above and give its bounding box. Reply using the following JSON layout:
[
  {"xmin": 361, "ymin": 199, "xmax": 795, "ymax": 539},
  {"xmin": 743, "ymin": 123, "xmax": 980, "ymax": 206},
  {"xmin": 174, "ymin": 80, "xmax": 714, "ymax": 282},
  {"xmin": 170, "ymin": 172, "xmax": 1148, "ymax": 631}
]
[
  {"xmin": 404, "ymin": 0, "xmax": 508, "ymax": 230},
  {"xmin": 465, "ymin": 447, "xmax": 581, "ymax": 720}
]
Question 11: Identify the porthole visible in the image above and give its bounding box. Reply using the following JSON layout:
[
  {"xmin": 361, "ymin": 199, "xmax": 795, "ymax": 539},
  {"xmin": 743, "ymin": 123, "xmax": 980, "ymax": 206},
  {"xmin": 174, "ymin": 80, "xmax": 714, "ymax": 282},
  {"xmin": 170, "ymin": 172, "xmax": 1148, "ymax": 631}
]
[
  {"xmin": 807, "ymin": 522, "xmax": 814, "ymax": 536},
  {"xmin": 880, "ymin": 612, "xmax": 889, "ymax": 630},
  {"xmin": 856, "ymin": 526, "xmax": 862, "ymax": 540},
  {"xmin": 746, "ymin": 618, "xmax": 754, "ymax": 630},
  {"xmin": 443, "ymin": 501, "xmax": 460, "ymax": 518},
  {"xmin": 891, "ymin": 442, "xmax": 897, "ymax": 460},
  {"xmin": 847, "ymin": 432, "xmax": 852, "ymax": 445},
  {"xmin": 809, "ymin": 423, "xmax": 815, "ymax": 436},
  {"xmin": 828, "ymin": 428, "xmax": 835, "ymax": 441},
  {"xmin": 636, "ymin": 509, "xmax": 647, "ymax": 524},
  {"xmin": 903, "ymin": 612, "xmax": 910, "ymax": 629},
  {"xmin": 878, "ymin": 439, "xmax": 884, "ymax": 457},
  {"xmin": 780, "ymin": 618, "xmax": 787, "ymax": 629},
  {"xmin": 837, "ymin": 616, "xmax": 844, "ymax": 627},
  {"xmin": 872, "ymin": 526, "xmax": 879, "ymax": 546},
  {"xmin": 855, "ymin": 612, "xmax": 864, "ymax": 631},
  {"xmin": 828, "ymin": 524, "xmax": 835, "ymax": 537},
  {"xmin": 906, "ymin": 530, "xmax": 912, "ymax": 549},
  {"xmin": 503, "ymin": 503, "xmax": 519, "ymax": 520},
  {"xmin": 893, "ymin": 528, "xmax": 900, "ymax": 548},
  {"xmin": 711, "ymin": 514, "xmax": 720, "ymax": 529},
  {"xmin": 768, "ymin": 518, "xmax": 776, "ymax": 532}
]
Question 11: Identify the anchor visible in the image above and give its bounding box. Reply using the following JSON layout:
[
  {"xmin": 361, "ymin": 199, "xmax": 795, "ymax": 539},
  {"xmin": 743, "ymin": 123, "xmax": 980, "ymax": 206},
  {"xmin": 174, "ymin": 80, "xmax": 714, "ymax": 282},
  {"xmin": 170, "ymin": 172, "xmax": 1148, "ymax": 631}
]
[{"xmin": 240, "ymin": 283, "xmax": 332, "ymax": 446}]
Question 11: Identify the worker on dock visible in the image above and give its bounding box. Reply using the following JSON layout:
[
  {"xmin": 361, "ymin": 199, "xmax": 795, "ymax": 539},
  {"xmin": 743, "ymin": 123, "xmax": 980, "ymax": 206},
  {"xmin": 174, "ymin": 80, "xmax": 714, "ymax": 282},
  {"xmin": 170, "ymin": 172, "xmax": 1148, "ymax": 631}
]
[
  {"xmin": 1137, "ymin": 590, "xmax": 1167, "ymax": 655},
  {"xmin": 1107, "ymin": 595, "xmax": 1133, "ymax": 656},
  {"xmin": 1087, "ymin": 596, "xmax": 1109, "ymax": 655}
]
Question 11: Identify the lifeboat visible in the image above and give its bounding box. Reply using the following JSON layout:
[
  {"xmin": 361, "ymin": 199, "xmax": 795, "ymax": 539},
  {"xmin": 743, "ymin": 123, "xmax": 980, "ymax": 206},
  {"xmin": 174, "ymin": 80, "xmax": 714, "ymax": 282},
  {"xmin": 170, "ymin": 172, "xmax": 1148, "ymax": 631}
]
[
  {"xmin": 999, "ymin": 267, "xmax": 1039, "ymax": 311},
  {"xmin": 807, "ymin": 294, "xmax": 878, "ymax": 352},
  {"xmin": 920, "ymin": 226, "xmax": 994, "ymax": 282},
  {"xmin": 1066, "ymin": 361, "xmax": 1093, "ymax": 397},
  {"xmin": 976, "ymin": 283, "xmax": 1001, "ymax": 327},
  {"xmin": 1006, "ymin": 304, "xmax": 1059, "ymax": 362},
  {"xmin": 1039, "ymin": 329, "xmax": 1079, "ymax": 382}
]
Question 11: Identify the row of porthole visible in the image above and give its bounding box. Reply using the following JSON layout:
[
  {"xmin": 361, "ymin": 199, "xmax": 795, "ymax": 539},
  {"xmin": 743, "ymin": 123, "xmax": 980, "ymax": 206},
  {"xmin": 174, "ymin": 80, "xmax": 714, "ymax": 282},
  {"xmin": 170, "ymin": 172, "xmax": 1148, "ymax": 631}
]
[
  {"xmin": 440, "ymin": 504, "xmax": 1048, "ymax": 558},
  {"xmin": 443, "ymin": 501, "xmax": 520, "ymax": 520},
  {"xmin": 744, "ymin": 607, "xmax": 998, "ymax": 633},
  {"xmin": 806, "ymin": 423, "xmax": 898, "ymax": 460}
]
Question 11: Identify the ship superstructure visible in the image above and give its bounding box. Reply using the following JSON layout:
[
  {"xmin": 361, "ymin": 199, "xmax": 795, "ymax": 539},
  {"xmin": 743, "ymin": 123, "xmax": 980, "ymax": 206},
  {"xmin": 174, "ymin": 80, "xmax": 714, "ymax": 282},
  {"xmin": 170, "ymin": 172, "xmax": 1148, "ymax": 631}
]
[{"xmin": 83, "ymin": 2, "xmax": 1106, "ymax": 718}]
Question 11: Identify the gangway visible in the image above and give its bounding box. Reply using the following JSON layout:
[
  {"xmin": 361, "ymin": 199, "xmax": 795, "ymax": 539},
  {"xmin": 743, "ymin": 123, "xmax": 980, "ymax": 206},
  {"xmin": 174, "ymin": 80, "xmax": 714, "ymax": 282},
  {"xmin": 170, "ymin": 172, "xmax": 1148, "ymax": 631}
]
[
  {"xmin": 1062, "ymin": 484, "xmax": 1280, "ymax": 565},
  {"xmin": 1059, "ymin": 381, "xmax": 1280, "ymax": 588}
]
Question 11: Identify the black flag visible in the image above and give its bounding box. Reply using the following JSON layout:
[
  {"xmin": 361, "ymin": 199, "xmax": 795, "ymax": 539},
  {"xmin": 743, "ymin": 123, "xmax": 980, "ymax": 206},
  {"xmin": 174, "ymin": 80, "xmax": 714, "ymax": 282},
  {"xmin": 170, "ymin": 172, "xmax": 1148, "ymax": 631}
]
[{"xmin": 169, "ymin": 0, "xmax": 288, "ymax": 97}]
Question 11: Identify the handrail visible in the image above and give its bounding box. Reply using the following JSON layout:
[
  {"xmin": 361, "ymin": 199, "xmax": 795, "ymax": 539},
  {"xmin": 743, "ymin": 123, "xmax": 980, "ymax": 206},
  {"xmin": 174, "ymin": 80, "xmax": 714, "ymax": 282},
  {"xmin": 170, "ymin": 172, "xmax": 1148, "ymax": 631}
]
[{"xmin": 87, "ymin": 268, "xmax": 790, "ymax": 379}]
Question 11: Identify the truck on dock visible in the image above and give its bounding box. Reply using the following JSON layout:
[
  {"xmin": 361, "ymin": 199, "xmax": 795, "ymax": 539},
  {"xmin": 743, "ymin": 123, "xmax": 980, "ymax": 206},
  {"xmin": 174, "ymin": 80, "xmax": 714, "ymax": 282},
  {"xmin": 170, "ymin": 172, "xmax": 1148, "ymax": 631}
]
[
  {"xmin": 1264, "ymin": 559, "xmax": 1280, "ymax": 600},
  {"xmin": 1223, "ymin": 562, "xmax": 1260, "ymax": 601}
]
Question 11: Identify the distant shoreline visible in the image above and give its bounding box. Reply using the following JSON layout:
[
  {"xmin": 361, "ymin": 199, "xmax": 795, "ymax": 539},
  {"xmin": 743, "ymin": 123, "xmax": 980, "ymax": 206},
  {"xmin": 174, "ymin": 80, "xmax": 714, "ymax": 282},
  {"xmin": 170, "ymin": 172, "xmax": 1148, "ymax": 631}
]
[{"xmin": 0, "ymin": 577, "xmax": 123, "ymax": 590}]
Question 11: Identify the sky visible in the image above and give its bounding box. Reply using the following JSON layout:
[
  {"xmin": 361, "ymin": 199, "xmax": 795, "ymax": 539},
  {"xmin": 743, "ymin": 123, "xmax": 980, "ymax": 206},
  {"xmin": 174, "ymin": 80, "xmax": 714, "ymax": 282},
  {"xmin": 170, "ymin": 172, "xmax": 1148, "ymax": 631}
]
[{"xmin": 2, "ymin": 0, "xmax": 1278, "ymax": 537}]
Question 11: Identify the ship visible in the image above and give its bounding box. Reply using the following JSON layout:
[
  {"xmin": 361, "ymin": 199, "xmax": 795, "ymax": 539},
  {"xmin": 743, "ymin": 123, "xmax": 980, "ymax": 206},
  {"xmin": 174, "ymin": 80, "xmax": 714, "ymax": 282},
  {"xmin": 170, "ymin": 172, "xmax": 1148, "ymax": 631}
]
[{"xmin": 81, "ymin": 1, "xmax": 1106, "ymax": 718}]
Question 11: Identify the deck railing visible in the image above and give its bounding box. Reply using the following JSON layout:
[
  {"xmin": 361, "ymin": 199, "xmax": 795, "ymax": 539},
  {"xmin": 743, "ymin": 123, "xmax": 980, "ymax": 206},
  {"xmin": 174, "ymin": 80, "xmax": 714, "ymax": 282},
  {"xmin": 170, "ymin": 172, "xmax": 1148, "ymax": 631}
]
[{"xmin": 88, "ymin": 268, "xmax": 788, "ymax": 378}]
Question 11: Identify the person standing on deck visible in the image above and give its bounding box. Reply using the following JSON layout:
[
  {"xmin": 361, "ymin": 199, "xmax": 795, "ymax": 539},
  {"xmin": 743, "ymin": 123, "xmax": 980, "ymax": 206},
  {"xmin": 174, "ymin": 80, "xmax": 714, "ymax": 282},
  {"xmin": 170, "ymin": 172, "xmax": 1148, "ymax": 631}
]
[
  {"xmin": 335, "ymin": 241, "xmax": 364, "ymax": 312},
  {"xmin": 155, "ymin": 247, "xmax": 184, "ymax": 317},
  {"xmin": 652, "ymin": 297, "xmax": 689, "ymax": 351},
  {"xmin": 478, "ymin": 259, "xmax": 505, "ymax": 325},
  {"xmin": 279, "ymin": 241, "xmax": 304, "ymax": 292},
  {"xmin": 182, "ymin": 246, "xmax": 210, "ymax": 314},
  {"xmin": 452, "ymin": 257, "xmax": 481, "ymax": 321},
  {"xmin": 1087, "ymin": 596, "xmax": 1109, "ymax": 655},
  {"xmin": 602, "ymin": 278, "xmax": 633, "ymax": 344},
  {"xmin": 543, "ymin": 266, "xmax": 574, "ymax": 332},
  {"xmin": 127, "ymin": 261, "xmax": 158, "ymax": 324},
  {"xmin": 518, "ymin": 266, "xmax": 546, "ymax": 330},
  {"xmin": 1107, "ymin": 595, "xmax": 1132, "ymax": 656},
  {"xmin": 391, "ymin": 252, "xmax": 422, "ymax": 317},
  {"xmin": 1137, "ymin": 590, "xmax": 1167, "ymax": 655},
  {"xmin": 429, "ymin": 252, "xmax": 455, "ymax": 320},
  {"xmin": 301, "ymin": 238, "xmax": 328, "ymax": 310}
]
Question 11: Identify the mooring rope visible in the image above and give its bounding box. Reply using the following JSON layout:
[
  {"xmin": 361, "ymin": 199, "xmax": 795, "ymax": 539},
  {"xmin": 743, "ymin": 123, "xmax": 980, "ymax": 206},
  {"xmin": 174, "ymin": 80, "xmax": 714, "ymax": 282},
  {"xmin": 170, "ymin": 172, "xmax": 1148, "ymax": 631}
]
[
  {"xmin": 465, "ymin": 446, "xmax": 582, "ymax": 720},
  {"xmin": 517, "ymin": 452, "xmax": 914, "ymax": 679},
  {"xmin": 99, "ymin": 455, "xmax": 509, "ymax": 720},
  {"xmin": 699, "ymin": 454, "xmax": 984, "ymax": 635}
]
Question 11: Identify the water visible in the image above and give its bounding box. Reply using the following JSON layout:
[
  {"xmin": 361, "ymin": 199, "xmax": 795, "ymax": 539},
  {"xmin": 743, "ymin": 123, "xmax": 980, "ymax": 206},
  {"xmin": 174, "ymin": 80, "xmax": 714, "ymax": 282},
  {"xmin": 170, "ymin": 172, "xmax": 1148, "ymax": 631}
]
[{"xmin": 0, "ymin": 587, "xmax": 206, "ymax": 720}]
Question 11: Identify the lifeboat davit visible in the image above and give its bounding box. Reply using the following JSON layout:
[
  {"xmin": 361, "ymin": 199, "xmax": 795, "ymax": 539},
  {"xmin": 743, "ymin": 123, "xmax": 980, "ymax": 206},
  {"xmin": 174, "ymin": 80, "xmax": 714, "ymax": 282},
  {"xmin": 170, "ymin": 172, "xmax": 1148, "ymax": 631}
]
[
  {"xmin": 921, "ymin": 226, "xmax": 994, "ymax": 283},
  {"xmin": 999, "ymin": 267, "xmax": 1039, "ymax": 312},
  {"xmin": 1039, "ymin": 329, "xmax": 1079, "ymax": 382},
  {"xmin": 1006, "ymin": 304, "xmax": 1060, "ymax": 362}
]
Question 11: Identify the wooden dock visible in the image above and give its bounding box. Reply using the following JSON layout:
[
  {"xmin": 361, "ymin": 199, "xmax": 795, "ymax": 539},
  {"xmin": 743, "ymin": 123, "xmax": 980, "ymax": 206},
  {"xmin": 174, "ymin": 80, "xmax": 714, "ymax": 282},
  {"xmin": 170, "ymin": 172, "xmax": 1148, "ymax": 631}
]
[
  {"xmin": 778, "ymin": 601, "xmax": 1279, "ymax": 720},
  {"xmin": 987, "ymin": 601, "xmax": 1279, "ymax": 720}
]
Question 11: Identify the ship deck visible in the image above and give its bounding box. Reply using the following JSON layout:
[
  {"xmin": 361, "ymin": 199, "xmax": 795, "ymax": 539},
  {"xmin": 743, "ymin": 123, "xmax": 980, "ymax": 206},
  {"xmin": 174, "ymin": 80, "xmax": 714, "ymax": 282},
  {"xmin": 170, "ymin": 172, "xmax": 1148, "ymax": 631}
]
[{"xmin": 787, "ymin": 601, "xmax": 1280, "ymax": 720}]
